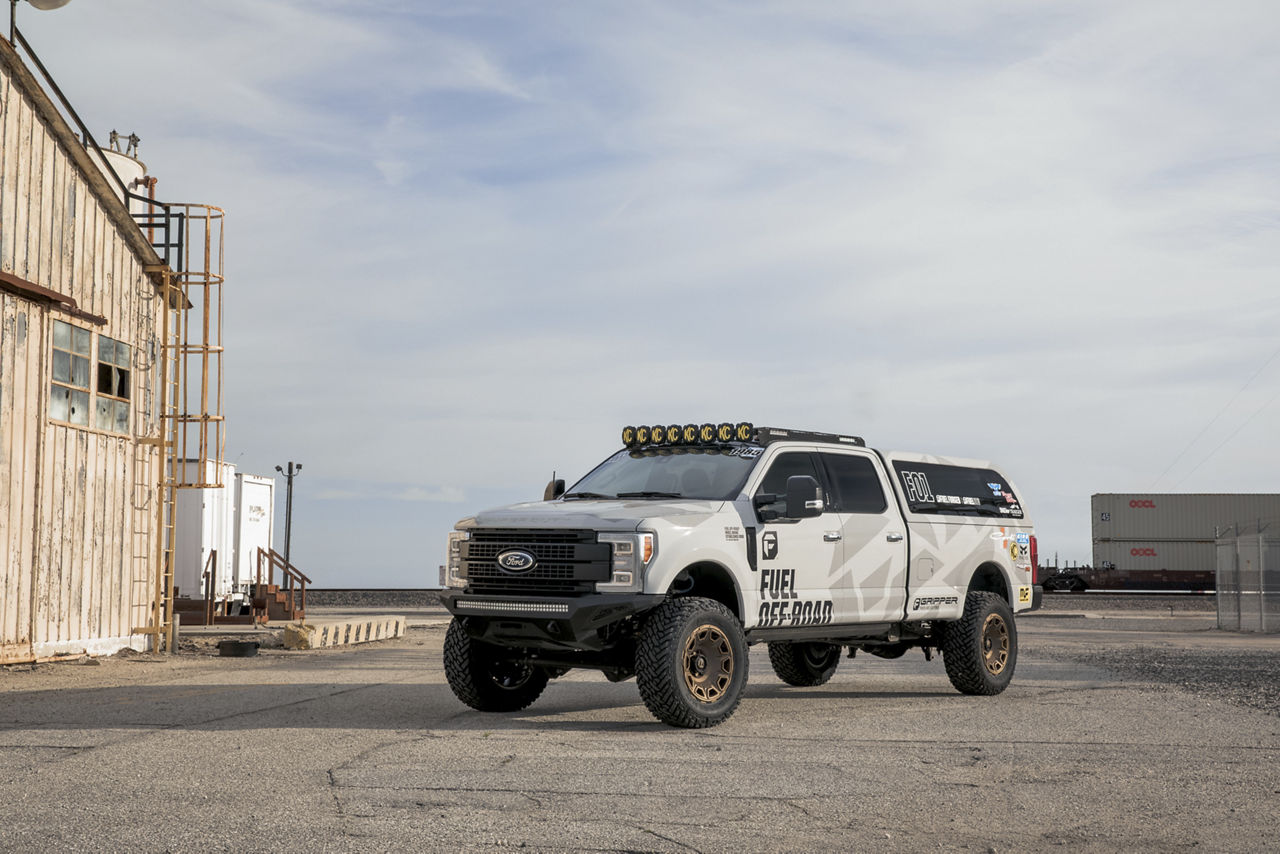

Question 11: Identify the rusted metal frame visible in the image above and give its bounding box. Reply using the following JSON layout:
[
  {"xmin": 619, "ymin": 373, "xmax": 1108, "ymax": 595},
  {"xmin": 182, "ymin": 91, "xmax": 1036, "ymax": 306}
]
[{"xmin": 0, "ymin": 270, "xmax": 108, "ymax": 325}]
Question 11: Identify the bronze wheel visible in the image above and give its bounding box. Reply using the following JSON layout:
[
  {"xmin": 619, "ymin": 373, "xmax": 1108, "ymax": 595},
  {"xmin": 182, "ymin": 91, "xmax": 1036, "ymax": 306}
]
[
  {"xmin": 981, "ymin": 613, "xmax": 1009, "ymax": 675},
  {"xmin": 683, "ymin": 623, "xmax": 734, "ymax": 703},
  {"xmin": 940, "ymin": 591, "xmax": 1018, "ymax": 696},
  {"xmin": 636, "ymin": 597, "xmax": 749, "ymax": 728}
]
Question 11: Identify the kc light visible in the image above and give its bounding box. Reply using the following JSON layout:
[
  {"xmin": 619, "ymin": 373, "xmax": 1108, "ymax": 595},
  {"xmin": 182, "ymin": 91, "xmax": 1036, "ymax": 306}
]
[
  {"xmin": 445, "ymin": 531, "xmax": 469, "ymax": 588},
  {"xmin": 619, "ymin": 421, "xmax": 755, "ymax": 448},
  {"xmin": 597, "ymin": 532, "xmax": 656, "ymax": 593}
]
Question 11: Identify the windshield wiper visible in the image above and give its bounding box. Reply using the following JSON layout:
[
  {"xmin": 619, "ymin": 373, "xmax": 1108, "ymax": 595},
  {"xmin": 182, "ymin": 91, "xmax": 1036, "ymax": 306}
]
[
  {"xmin": 616, "ymin": 491, "xmax": 683, "ymax": 499},
  {"xmin": 561, "ymin": 491, "xmax": 615, "ymax": 500}
]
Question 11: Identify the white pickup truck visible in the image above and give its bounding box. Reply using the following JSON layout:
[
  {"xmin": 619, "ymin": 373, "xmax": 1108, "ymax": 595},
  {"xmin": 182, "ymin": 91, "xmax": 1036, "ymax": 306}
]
[{"xmin": 439, "ymin": 423, "xmax": 1041, "ymax": 728}]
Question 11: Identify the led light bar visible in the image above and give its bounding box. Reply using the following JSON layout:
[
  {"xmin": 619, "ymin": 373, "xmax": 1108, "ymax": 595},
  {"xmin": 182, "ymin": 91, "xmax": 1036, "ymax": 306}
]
[
  {"xmin": 621, "ymin": 422, "xmax": 754, "ymax": 448},
  {"xmin": 619, "ymin": 423, "xmax": 866, "ymax": 449}
]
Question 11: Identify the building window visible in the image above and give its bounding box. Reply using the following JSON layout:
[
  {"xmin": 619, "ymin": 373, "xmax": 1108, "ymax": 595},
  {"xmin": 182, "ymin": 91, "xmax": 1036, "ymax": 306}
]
[
  {"xmin": 50, "ymin": 320, "xmax": 132, "ymax": 435},
  {"xmin": 96, "ymin": 335, "xmax": 131, "ymax": 433},
  {"xmin": 51, "ymin": 319, "xmax": 91, "ymax": 426}
]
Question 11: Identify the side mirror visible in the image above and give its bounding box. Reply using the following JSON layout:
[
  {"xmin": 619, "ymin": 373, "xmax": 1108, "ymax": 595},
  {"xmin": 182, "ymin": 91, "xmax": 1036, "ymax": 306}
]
[
  {"xmin": 544, "ymin": 478, "xmax": 566, "ymax": 501},
  {"xmin": 784, "ymin": 475, "xmax": 823, "ymax": 519}
]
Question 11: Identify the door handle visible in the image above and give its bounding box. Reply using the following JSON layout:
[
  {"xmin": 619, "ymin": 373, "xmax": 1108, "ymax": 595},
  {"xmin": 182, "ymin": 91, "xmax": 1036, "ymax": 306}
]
[
  {"xmin": 823, "ymin": 532, "xmax": 842, "ymax": 543},
  {"xmin": 886, "ymin": 532, "xmax": 904, "ymax": 543}
]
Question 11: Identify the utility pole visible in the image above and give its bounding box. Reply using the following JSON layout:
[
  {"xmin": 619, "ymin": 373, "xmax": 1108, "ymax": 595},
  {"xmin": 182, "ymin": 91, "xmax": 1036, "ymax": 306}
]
[{"xmin": 274, "ymin": 461, "xmax": 302, "ymax": 567}]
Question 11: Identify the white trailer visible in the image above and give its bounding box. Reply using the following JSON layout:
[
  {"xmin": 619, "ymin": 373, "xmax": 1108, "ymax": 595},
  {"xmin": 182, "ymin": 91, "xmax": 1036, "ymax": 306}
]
[
  {"xmin": 173, "ymin": 460, "xmax": 237, "ymax": 601},
  {"xmin": 234, "ymin": 473, "xmax": 276, "ymax": 592}
]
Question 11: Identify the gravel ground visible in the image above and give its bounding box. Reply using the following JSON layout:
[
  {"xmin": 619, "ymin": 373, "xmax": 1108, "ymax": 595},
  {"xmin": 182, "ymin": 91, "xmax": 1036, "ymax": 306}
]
[
  {"xmin": 1060, "ymin": 644, "xmax": 1280, "ymax": 718},
  {"xmin": 306, "ymin": 588, "xmax": 442, "ymax": 607},
  {"xmin": 1039, "ymin": 592, "xmax": 1216, "ymax": 612}
]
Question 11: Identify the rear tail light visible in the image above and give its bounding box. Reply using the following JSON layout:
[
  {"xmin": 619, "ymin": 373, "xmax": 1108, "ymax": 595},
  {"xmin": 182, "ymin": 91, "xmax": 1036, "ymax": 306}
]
[{"xmin": 1029, "ymin": 535, "xmax": 1039, "ymax": 585}]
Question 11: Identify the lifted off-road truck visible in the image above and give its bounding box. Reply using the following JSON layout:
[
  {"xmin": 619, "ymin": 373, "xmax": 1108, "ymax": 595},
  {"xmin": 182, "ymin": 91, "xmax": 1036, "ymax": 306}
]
[{"xmin": 440, "ymin": 422, "xmax": 1042, "ymax": 728}]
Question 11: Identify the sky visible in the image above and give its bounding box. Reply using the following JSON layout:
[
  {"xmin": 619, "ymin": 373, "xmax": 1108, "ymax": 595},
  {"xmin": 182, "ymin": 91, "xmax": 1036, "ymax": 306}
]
[{"xmin": 18, "ymin": 0, "xmax": 1280, "ymax": 585}]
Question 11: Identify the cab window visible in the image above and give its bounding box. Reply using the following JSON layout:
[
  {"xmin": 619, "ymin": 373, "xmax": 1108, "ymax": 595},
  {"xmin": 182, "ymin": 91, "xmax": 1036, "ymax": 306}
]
[
  {"xmin": 821, "ymin": 453, "xmax": 887, "ymax": 514},
  {"xmin": 755, "ymin": 452, "xmax": 824, "ymax": 517}
]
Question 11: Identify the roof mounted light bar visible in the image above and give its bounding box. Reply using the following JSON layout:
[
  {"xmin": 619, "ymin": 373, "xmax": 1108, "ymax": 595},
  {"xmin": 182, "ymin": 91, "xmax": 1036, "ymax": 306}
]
[
  {"xmin": 620, "ymin": 422, "xmax": 865, "ymax": 449},
  {"xmin": 753, "ymin": 426, "xmax": 865, "ymax": 447}
]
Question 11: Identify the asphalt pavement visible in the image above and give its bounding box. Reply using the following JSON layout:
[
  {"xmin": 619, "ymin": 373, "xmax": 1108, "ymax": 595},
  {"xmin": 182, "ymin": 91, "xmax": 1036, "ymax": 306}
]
[{"xmin": 0, "ymin": 603, "xmax": 1276, "ymax": 853}]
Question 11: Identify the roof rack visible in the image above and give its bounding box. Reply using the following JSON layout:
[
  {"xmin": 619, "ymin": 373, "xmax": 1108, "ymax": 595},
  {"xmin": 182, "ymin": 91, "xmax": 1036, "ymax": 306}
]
[{"xmin": 755, "ymin": 426, "xmax": 865, "ymax": 447}]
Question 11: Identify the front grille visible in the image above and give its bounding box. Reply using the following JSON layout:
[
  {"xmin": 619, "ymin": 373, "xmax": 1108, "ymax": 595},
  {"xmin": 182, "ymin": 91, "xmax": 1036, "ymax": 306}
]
[{"xmin": 463, "ymin": 528, "xmax": 611, "ymax": 596}]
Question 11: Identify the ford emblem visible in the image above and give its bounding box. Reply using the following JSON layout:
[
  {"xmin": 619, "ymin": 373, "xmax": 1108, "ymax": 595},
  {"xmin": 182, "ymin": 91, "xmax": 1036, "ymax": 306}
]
[{"xmin": 496, "ymin": 549, "xmax": 537, "ymax": 573}]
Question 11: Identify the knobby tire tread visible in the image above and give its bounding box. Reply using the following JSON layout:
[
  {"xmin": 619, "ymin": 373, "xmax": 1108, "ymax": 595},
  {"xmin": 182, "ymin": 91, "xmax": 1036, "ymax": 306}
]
[
  {"xmin": 940, "ymin": 591, "xmax": 1015, "ymax": 696},
  {"xmin": 443, "ymin": 618, "xmax": 547, "ymax": 713},
  {"xmin": 767, "ymin": 642, "xmax": 839, "ymax": 687},
  {"xmin": 635, "ymin": 597, "xmax": 747, "ymax": 729}
]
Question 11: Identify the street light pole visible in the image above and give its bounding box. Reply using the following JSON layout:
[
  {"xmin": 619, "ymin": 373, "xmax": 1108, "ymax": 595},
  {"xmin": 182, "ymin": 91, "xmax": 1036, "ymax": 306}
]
[{"xmin": 274, "ymin": 461, "xmax": 302, "ymax": 567}]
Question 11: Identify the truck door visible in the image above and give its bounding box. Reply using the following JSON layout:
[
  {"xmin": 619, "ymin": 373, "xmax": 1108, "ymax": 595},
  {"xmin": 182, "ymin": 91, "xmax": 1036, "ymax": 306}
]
[
  {"xmin": 751, "ymin": 451, "xmax": 840, "ymax": 629},
  {"xmin": 819, "ymin": 452, "xmax": 909, "ymax": 623}
]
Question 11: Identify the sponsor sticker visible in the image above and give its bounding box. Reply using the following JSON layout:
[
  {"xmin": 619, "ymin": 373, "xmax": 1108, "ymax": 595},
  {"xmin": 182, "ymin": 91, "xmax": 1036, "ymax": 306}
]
[
  {"xmin": 1015, "ymin": 533, "xmax": 1031, "ymax": 547},
  {"xmin": 1009, "ymin": 542, "xmax": 1021, "ymax": 561},
  {"xmin": 1018, "ymin": 586, "xmax": 1032, "ymax": 603}
]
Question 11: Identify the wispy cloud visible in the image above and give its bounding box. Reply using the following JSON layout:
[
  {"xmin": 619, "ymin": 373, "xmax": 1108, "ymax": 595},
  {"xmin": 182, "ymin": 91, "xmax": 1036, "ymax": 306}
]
[{"xmin": 22, "ymin": 0, "xmax": 1280, "ymax": 582}]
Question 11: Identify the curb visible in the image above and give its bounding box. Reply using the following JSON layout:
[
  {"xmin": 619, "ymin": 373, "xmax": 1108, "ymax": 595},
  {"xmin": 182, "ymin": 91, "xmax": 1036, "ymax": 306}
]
[{"xmin": 283, "ymin": 615, "xmax": 407, "ymax": 650}]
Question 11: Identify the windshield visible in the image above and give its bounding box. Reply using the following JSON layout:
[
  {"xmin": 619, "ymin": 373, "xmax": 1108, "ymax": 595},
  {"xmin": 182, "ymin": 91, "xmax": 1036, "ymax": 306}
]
[{"xmin": 565, "ymin": 446, "xmax": 761, "ymax": 501}]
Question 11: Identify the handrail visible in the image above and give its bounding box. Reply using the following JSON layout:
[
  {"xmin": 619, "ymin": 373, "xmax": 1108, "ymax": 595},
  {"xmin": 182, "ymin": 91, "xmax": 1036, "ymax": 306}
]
[
  {"xmin": 254, "ymin": 547, "xmax": 310, "ymax": 623},
  {"xmin": 202, "ymin": 549, "xmax": 218, "ymax": 625}
]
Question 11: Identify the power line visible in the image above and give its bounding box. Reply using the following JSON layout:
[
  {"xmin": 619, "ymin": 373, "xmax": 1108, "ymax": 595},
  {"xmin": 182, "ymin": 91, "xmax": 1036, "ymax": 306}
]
[
  {"xmin": 1151, "ymin": 339, "xmax": 1280, "ymax": 488},
  {"xmin": 1172, "ymin": 385, "xmax": 1280, "ymax": 489}
]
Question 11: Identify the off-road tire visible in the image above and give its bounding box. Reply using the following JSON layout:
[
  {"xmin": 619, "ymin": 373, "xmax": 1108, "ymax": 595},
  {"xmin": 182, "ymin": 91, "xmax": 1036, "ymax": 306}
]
[
  {"xmin": 443, "ymin": 618, "xmax": 549, "ymax": 712},
  {"xmin": 940, "ymin": 591, "xmax": 1017, "ymax": 696},
  {"xmin": 635, "ymin": 597, "xmax": 748, "ymax": 728},
  {"xmin": 767, "ymin": 642, "xmax": 840, "ymax": 686}
]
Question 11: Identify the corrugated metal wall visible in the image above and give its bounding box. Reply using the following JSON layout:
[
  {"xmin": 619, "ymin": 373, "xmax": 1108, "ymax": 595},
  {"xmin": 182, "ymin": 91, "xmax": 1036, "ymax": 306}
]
[
  {"xmin": 1092, "ymin": 494, "xmax": 1280, "ymax": 576},
  {"xmin": 1, "ymin": 45, "xmax": 161, "ymax": 662}
]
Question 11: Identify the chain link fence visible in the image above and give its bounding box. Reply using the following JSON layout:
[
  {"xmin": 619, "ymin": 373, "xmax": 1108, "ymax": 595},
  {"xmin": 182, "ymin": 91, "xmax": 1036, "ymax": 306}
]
[{"xmin": 1216, "ymin": 526, "xmax": 1279, "ymax": 633}]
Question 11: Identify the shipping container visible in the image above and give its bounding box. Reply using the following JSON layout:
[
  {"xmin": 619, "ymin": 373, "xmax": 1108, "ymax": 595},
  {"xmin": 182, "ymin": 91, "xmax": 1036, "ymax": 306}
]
[
  {"xmin": 1091, "ymin": 540, "xmax": 1217, "ymax": 589},
  {"xmin": 1092, "ymin": 494, "xmax": 1280, "ymax": 542},
  {"xmin": 233, "ymin": 473, "xmax": 275, "ymax": 591},
  {"xmin": 1085, "ymin": 494, "xmax": 1280, "ymax": 591}
]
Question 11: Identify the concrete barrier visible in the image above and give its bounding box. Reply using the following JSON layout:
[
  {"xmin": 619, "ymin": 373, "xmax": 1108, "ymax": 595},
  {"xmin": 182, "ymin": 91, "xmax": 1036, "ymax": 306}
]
[{"xmin": 283, "ymin": 615, "xmax": 407, "ymax": 650}]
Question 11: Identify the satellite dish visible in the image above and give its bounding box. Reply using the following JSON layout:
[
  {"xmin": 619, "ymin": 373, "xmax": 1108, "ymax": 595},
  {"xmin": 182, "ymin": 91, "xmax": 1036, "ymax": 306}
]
[{"xmin": 27, "ymin": 0, "xmax": 74, "ymax": 10}]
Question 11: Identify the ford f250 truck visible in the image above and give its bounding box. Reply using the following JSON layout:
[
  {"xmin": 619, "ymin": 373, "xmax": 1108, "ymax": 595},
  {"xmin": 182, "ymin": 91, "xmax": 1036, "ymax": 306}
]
[{"xmin": 439, "ymin": 423, "xmax": 1041, "ymax": 728}]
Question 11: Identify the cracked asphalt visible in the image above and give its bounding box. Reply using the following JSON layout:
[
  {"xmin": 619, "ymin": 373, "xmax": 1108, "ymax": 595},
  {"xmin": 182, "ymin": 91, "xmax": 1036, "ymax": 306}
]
[{"xmin": 1, "ymin": 604, "xmax": 1278, "ymax": 853}]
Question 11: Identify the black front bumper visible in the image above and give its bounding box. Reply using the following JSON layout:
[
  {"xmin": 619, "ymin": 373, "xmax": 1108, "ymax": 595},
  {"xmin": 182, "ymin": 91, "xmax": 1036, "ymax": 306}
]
[{"xmin": 438, "ymin": 590, "xmax": 664, "ymax": 651}]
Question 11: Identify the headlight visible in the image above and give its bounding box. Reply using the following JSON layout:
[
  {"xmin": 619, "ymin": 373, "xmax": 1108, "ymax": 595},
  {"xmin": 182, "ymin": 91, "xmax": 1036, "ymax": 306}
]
[
  {"xmin": 445, "ymin": 531, "xmax": 468, "ymax": 588},
  {"xmin": 597, "ymin": 532, "xmax": 656, "ymax": 593}
]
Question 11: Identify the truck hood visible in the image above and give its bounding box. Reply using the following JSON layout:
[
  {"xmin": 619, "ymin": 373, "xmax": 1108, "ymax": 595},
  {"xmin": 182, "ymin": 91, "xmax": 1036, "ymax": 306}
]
[{"xmin": 459, "ymin": 499, "xmax": 725, "ymax": 531}]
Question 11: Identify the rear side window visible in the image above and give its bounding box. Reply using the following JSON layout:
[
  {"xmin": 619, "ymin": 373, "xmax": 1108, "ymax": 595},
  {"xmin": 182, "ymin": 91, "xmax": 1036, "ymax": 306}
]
[
  {"xmin": 820, "ymin": 453, "xmax": 887, "ymax": 514},
  {"xmin": 891, "ymin": 461, "xmax": 1023, "ymax": 518}
]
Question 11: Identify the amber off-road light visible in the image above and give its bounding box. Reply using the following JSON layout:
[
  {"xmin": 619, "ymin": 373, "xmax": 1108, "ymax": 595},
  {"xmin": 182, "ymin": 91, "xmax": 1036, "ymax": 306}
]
[{"xmin": 619, "ymin": 421, "xmax": 755, "ymax": 448}]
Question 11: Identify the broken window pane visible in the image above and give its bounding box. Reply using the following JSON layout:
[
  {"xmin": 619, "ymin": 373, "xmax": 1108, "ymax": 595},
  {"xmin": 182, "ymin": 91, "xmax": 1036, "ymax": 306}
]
[
  {"xmin": 95, "ymin": 397, "xmax": 113, "ymax": 431},
  {"xmin": 50, "ymin": 384, "xmax": 70, "ymax": 421}
]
